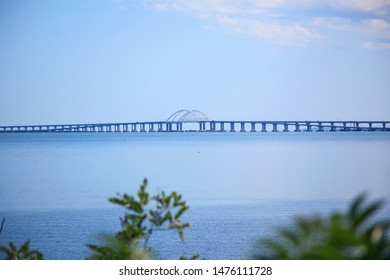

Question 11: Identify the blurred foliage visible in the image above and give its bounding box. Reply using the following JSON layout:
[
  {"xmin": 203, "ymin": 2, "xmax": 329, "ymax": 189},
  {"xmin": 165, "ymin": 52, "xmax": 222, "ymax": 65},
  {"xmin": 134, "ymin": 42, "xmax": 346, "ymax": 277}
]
[
  {"xmin": 86, "ymin": 178, "xmax": 192, "ymax": 260},
  {"xmin": 3, "ymin": 180, "xmax": 387, "ymax": 260},
  {"xmin": 86, "ymin": 234, "xmax": 153, "ymax": 260},
  {"xmin": 254, "ymin": 193, "xmax": 390, "ymax": 260},
  {"xmin": 179, "ymin": 254, "xmax": 203, "ymax": 260},
  {"xmin": 0, "ymin": 218, "xmax": 44, "ymax": 260},
  {"xmin": 0, "ymin": 240, "xmax": 43, "ymax": 260}
]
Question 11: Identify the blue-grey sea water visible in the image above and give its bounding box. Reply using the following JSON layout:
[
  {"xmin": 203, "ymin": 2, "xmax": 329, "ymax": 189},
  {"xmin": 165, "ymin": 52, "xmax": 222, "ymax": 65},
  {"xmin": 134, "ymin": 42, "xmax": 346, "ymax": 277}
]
[{"xmin": 0, "ymin": 132, "xmax": 389, "ymax": 259}]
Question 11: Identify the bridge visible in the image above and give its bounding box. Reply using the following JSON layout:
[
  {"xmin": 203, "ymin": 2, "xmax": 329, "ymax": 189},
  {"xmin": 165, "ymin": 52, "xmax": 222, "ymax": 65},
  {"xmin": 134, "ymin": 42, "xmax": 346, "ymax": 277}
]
[{"xmin": 0, "ymin": 110, "xmax": 389, "ymax": 133}]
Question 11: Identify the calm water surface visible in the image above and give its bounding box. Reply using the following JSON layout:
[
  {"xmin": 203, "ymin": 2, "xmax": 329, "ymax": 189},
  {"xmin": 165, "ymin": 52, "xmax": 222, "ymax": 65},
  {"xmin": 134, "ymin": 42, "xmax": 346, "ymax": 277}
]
[{"xmin": 0, "ymin": 132, "xmax": 389, "ymax": 259}]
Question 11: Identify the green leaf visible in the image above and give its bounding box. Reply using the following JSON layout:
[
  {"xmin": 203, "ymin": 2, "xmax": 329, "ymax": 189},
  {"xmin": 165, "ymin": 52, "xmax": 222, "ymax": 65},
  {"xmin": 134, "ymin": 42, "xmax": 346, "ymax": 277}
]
[
  {"xmin": 353, "ymin": 201, "xmax": 382, "ymax": 229},
  {"xmin": 349, "ymin": 193, "xmax": 366, "ymax": 219},
  {"xmin": 174, "ymin": 205, "xmax": 189, "ymax": 220}
]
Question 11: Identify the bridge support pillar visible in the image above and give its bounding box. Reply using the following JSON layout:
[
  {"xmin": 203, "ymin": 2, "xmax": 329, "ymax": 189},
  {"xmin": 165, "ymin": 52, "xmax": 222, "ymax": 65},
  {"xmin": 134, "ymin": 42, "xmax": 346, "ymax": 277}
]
[
  {"xmin": 272, "ymin": 124, "xmax": 278, "ymax": 132},
  {"xmin": 210, "ymin": 122, "xmax": 216, "ymax": 132},
  {"xmin": 306, "ymin": 123, "xmax": 312, "ymax": 132},
  {"xmin": 283, "ymin": 123, "xmax": 289, "ymax": 132},
  {"xmin": 330, "ymin": 122, "xmax": 336, "ymax": 131},
  {"xmin": 261, "ymin": 123, "xmax": 267, "ymax": 132},
  {"xmin": 131, "ymin": 124, "xmax": 138, "ymax": 132},
  {"xmin": 240, "ymin": 123, "xmax": 246, "ymax": 132},
  {"xmin": 198, "ymin": 122, "xmax": 204, "ymax": 132},
  {"xmin": 318, "ymin": 123, "xmax": 324, "ymax": 132},
  {"xmin": 355, "ymin": 122, "xmax": 360, "ymax": 131},
  {"xmin": 250, "ymin": 123, "xmax": 256, "ymax": 132},
  {"xmin": 140, "ymin": 123, "xmax": 146, "ymax": 132},
  {"xmin": 295, "ymin": 123, "xmax": 300, "ymax": 132},
  {"xmin": 230, "ymin": 122, "xmax": 235, "ymax": 132},
  {"xmin": 219, "ymin": 122, "xmax": 226, "ymax": 132}
]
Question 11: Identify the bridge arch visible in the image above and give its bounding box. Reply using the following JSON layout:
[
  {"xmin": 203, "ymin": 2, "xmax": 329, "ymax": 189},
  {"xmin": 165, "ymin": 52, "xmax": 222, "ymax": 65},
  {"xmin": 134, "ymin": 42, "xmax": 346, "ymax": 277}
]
[{"xmin": 166, "ymin": 110, "xmax": 212, "ymax": 122}]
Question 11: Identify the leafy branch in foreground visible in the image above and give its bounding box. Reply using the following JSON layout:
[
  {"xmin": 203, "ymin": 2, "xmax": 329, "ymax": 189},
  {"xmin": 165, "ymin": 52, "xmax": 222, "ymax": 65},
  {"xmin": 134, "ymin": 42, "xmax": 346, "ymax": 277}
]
[
  {"xmin": 86, "ymin": 178, "xmax": 192, "ymax": 260},
  {"xmin": 253, "ymin": 193, "xmax": 390, "ymax": 260},
  {"xmin": 0, "ymin": 240, "xmax": 43, "ymax": 260},
  {"xmin": 0, "ymin": 218, "xmax": 44, "ymax": 260}
]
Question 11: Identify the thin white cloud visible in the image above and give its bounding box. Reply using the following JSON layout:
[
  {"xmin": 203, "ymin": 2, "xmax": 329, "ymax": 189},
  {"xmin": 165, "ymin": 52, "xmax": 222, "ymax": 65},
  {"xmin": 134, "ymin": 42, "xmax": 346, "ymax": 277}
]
[
  {"xmin": 311, "ymin": 17, "xmax": 354, "ymax": 32},
  {"xmin": 151, "ymin": 0, "xmax": 288, "ymax": 15},
  {"xmin": 362, "ymin": 41, "xmax": 390, "ymax": 49},
  {"xmin": 334, "ymin": 0, "xmax": 390, "ymax": 15},
  {"xmin": 216, "ymin": 15, "xmax": 323, "ymax": 46},
  {"xmin": 141, "ymin": 0, "xmax": 390, "ymax": 47},
  {"xmin": 363, "ymin": 18, "xmax": 390, "ymax": 39}
]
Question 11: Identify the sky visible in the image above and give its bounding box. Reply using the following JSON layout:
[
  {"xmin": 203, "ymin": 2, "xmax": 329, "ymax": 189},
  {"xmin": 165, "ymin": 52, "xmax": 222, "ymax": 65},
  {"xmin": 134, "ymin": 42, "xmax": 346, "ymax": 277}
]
[{"xmin": 0, "ymin": 0, "xmax": 389, "ymax": 125}]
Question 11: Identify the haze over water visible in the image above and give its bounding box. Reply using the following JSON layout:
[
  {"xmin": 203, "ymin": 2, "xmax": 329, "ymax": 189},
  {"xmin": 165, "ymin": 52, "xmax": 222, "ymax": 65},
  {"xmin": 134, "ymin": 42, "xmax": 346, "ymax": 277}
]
[{"xmin": 1, "ymin": 132, "xmax": 389, "ymax": 212}]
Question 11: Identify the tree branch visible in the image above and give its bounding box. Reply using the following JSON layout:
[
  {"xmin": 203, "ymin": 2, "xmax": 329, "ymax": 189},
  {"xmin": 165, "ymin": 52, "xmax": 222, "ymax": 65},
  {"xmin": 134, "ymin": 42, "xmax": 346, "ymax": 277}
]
[{"xmin": 0, "ymin": 218, "xmax": 5, "ymax": 235}]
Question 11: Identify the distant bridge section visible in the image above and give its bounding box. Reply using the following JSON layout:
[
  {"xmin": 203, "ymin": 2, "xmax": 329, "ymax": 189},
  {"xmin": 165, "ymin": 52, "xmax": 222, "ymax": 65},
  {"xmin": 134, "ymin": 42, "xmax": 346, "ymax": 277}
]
[{"xmin": 0, "ymin": 110, "xmax": 389, "ymax": 133}]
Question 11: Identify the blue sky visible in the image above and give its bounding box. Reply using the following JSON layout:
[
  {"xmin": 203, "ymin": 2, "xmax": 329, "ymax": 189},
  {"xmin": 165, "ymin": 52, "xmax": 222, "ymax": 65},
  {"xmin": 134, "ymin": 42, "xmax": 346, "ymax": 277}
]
[{"xmin": 0, "ymin": 0, "xmax": 389, "ymax": 125}]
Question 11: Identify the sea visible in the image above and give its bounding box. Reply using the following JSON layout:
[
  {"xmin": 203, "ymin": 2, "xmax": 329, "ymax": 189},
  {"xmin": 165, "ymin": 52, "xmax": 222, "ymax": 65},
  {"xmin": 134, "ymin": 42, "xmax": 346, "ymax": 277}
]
[{"xmin": 0, "ymin": 132, "xmax": 389, "ymax": 260}]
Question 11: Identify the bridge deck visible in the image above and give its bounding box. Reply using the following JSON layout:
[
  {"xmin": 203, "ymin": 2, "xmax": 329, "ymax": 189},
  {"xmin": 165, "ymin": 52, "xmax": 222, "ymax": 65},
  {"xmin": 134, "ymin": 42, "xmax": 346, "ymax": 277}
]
[{"xmin": 0, "ymin": 120, "xmax": 389, "ymax": 133}]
